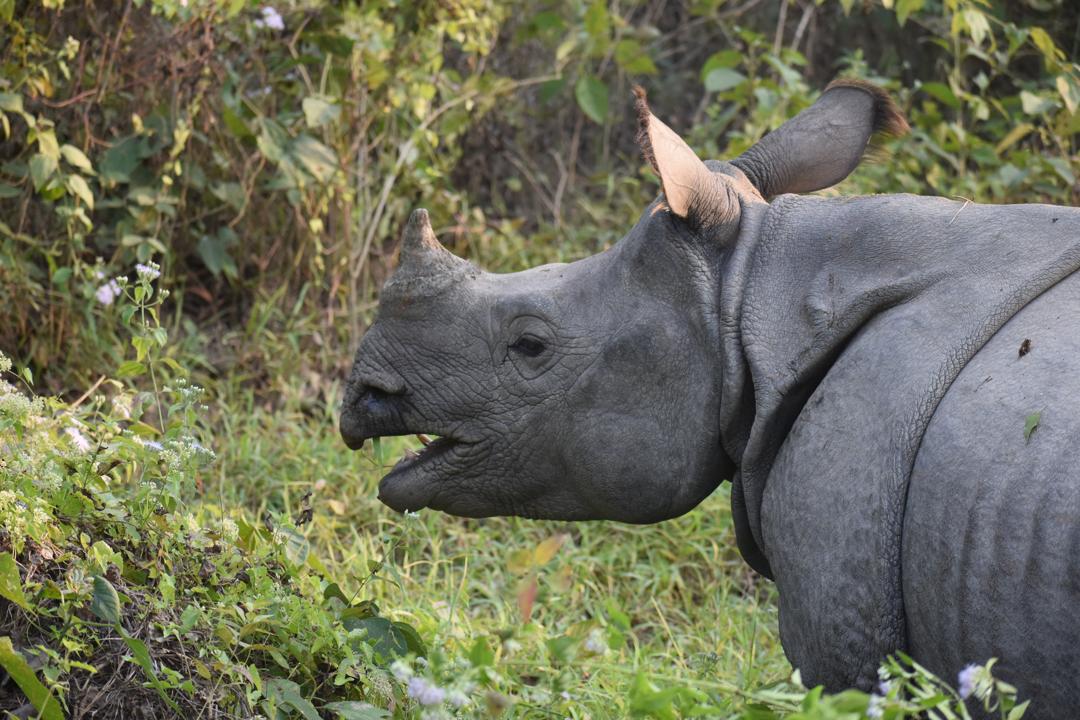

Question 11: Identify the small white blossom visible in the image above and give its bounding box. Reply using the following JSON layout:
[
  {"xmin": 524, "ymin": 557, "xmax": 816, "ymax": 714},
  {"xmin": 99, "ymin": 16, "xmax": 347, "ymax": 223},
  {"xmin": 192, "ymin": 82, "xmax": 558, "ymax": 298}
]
[
  {"xmin": 65, "ymin": 426, "xmax": 92, "ymax": 453},
  {"xmin": 135, "ymin": 261, "xmax": 160, "ymax": 281},
  {"xmin": 390, "ymin": 659, "xmax": 414, "ymax": 681},
  {"xmin": 446, "ymin": 689, "xmax": 469, "ymax": 708},
  {"xmin": 407, "ymin": 676, "xmax": 446, "ymax": 706},
  {"xmin": 866, "ymin": 694, "xmax": 885, "ymax": 719},
  {"xmin": 141, "ymin": 439, "xmax": 164, "ymax": 452},
  {"xmin": 0, "ymin": 352, "xmax": 10, "ymax": 374},
  {"xmin": 583, "ymin": 629, "xmax": 606, "ymax": 655},
  {"xmin": 220, "ymin": 518, "xmax": 238, "ymax": 542},
  {"xmin": 254, "ymin": 6, "xmax": 284, "ymax": 30},
  {"xmin": 957, "ymin": 663, "xmax": 980, "ymax": 699},
  {"xmin": 95, "ymin": 279, "xmax": 122, "ymax": 306}
]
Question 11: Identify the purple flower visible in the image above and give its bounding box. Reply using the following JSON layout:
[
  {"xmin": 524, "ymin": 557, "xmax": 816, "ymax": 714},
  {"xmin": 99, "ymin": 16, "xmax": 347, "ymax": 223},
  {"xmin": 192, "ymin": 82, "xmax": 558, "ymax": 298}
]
[
  {"xmin": 406, "ymin": 676, "xmax": 445, "ymax": 706},
  {"xmin": 957, "ymin": 663, "xmax": 980, "ymax": 699},
  {"xmin": 95, "ymin": 279, "xmax": 122, "ymax": 306},
  {"xmin": 866, "ymin": 694, "xmax": 884, "ymax": 719},
  {"xmin": 135, "ymin": 262, "xmax": 160, "ymax": 281}
]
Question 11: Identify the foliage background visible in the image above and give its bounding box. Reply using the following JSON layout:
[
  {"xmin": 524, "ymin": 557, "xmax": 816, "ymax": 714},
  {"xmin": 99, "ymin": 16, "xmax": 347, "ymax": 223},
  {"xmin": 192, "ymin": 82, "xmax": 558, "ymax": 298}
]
[{"xmin": 0, "ymin": 0, "xmax": 1077, "ymax": 717}]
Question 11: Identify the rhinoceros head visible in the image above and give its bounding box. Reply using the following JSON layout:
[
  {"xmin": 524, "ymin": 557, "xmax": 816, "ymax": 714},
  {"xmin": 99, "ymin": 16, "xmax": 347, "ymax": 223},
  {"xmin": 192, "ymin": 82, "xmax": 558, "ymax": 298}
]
[{"xmin": 340, "ymin": 80, "xmax": 906, "ymax": 522}]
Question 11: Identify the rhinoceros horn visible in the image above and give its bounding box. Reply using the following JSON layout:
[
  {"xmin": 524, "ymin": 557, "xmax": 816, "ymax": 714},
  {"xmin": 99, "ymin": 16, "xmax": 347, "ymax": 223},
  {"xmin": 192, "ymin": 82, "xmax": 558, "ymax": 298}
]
[{"xmin": 385, "ymin": 209, "xmax": 475, "ymax": 296}]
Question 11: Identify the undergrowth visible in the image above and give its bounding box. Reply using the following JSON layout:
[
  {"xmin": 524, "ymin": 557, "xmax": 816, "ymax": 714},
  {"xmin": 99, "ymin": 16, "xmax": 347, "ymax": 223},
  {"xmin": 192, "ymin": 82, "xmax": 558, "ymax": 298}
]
[{"xmin": 0, "ymin": 269, "xmax": 1030, "ymax": 719}]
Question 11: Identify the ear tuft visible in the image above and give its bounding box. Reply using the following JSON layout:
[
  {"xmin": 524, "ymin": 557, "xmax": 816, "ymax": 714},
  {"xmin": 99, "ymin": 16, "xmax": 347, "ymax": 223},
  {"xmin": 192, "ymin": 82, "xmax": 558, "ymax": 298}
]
[
  {"xmin": 633, "ymin": 85, "xmax": 659, "ymax": 175},
  {"xmin": 825, "ymin": 78, "xmax": 910, "ymax": 139}
]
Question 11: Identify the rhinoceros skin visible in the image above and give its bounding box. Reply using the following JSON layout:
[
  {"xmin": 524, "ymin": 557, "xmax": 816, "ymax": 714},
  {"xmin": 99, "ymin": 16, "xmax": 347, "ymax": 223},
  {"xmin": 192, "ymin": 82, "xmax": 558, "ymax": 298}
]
[{"xmin": 340, "ymin": 80, "xmax": 1080, "ymax": 715}]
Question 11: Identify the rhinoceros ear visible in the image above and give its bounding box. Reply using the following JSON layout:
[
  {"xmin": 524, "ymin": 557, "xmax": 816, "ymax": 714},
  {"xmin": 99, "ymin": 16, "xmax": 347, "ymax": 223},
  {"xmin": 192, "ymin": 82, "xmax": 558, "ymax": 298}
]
[
  {"xmin": 634, "ymin": 87, "xmax": 739, "ymax": 230},
  {"xmin": 731, "ymin": 79, "xmax": 909, "ymax": 199}
]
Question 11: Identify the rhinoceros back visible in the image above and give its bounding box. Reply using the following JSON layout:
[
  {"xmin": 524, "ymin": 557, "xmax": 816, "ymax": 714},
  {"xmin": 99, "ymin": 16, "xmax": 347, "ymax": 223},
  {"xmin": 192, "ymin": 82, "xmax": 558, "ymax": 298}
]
[
  {"xmin": 903, "ymin": 269, "xmax": 1080, "ymax": 717},
  {"xmin": 734, "ymin": 195, "xmax": 1080, "ymax": 698}
]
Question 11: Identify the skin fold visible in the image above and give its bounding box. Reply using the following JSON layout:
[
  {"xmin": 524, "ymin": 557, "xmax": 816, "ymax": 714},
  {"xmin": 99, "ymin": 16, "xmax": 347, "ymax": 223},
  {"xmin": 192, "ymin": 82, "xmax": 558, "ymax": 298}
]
[{"xmin": 340, "ymin": 80, "xmax": 1080, "ymax": 716}]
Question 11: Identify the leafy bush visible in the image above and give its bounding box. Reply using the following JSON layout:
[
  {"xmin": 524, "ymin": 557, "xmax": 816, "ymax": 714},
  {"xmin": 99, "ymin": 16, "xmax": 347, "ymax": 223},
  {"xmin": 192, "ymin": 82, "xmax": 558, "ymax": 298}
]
[{"xmin": 1, "ymin": 0, "xmax": 1077, "ymax": 717}]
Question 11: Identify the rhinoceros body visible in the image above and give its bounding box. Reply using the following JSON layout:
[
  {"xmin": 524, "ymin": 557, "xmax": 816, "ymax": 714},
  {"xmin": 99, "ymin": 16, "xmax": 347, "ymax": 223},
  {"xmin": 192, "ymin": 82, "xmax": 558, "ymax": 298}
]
[
  {"xmin": 340, "ymin": 80, "xmax": 1080, "ymax": 714},
  {"xmin": 726, "ymin": 193, "xmax": 1080, "ymax": 709}
]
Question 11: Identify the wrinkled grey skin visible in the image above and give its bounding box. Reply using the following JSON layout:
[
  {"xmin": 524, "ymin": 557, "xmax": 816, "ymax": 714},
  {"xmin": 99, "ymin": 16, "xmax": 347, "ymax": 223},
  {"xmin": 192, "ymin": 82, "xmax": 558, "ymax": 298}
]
[{"xmin": 340, "ymin": 81, "xmax": 1080, "ymax": 716}]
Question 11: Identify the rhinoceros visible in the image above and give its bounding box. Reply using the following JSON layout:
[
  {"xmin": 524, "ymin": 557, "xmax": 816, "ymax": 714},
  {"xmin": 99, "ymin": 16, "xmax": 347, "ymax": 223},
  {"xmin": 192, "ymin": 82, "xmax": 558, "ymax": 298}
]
[{"xmin": 340, "ymin": 79, "xmax": 1080, "ymax": 715}]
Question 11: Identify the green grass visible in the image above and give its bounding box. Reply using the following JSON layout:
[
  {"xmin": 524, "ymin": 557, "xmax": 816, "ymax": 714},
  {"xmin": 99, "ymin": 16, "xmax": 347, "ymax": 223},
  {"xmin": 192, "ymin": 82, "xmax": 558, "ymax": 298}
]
[{"xmin": 213, "ymin": 402, "xmax": 790, "ymax": 716}]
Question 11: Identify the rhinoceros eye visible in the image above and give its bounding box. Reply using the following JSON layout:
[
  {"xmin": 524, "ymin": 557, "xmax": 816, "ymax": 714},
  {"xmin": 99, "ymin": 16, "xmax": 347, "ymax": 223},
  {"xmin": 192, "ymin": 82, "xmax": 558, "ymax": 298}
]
[{"xmin": 509, "ymin": 335, "xmax": 546, "ymax": 358}]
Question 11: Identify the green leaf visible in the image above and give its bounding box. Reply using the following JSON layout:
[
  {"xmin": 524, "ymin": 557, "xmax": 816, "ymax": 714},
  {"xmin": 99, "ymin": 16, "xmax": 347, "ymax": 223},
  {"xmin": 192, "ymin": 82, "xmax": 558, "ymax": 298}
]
[
  {"xmin": 91, "ymin": 575, "xmax": 121, "ymax": 624},
  {"xmin": 704, "ymin": 67, "xmax": 747, "ymax": 93},
  {"xmin": 0, "ymin": 555, "xmax": 30, "ymax": 611},
  {"xmin": 291, "ymin": 134, "xmax": 338, "ymax": 183},
  {"xmin": 34, "ymin": 129, "xmax": 60, "ymax": 161},
  {"xmin": 99, "ymin": 136, "xmax": 143, "ymax": 185},
  {"xmin": 344, "ymin": 616, "xmax": 410, "ymax": 661},
  {"xmin": 0, "ymin": 92, "xmax": 22, "ymax": 113},
  {"xmin": 391, "ymin": 620, "xmax": 427, "ymax": 657},
  {"xmin": 895, "ymin": 0, "xmax": 924, "ymax": 26},
  {"xmin": 584, "ymin": 0, "xmax": 609, "ymax": 39},
  {"xmin": 574, "ymin": 74, "xmax": 608, "ymax": 124},
  {"xmin": 961, "ymin": 8, "xmax": 990, "ymax": 45},
  {"xmin": 920, "ymin": 82, "xmax": 960, "ymax": 109},
  {"xmin": 66, "ymin": 174, "xmax": 94, "ymax": 209},
  {"xmin": 266, "ymin": 678, "xmax": 321, "ymax": 720},
  {"xmin": 994, "ymin": 123, "xmax": 1034, "ymax": 155},
  {"xmin": 614, "ymin": 40, "xmax": 657, "ymax": 75},
  {"xmin": 302, "ymin": 96, "xmax": 341, "ymax": 128},
  {"xmin": 116, "ymin": 361, "xmax": 146, "ymax": 379},
  {"xmin": 0, "ymin": 0, "xmax": 13, "ymax": 23},
  {"xmin": 1029, "ymin": 27, "xmax": 1063, "ymax": 68},
  {"xmin": 0, "ymin": 637, "xmax": 63, "ymax": 720},
  {"xmin": 51, "ymin": 267, "xmax": 72, "ymax": 286},
  {"xmin": 1024, "ymin": 411, "xmax": 1041, "ymax": 441},
  {"xmin": 60, "ymin": 144, "xmax": 94, "ymax": 173},
  {"xmin": 281, "ymin": 526, "xmax": 310, "ymax": 566},
  {"xmin": 324, "ymin": 702, "xmax": 390, "ymax": 720},
  {"xmin": 120, "ymin": 632, "xmax": 182, "ymax": 714},
  {"xmin": 469, "ymin": 637, "xmax": 494, "ymax": 667},
  {"xmin": 197, "ymin": 228, "xmax": 239, "ymax": 278},
  {"xmin": 1057, "ymin": 75, "xmax": 1080, "ymax": 116},
  {"xmin": 700, "ymin": 50, "xmax": 741, "ymax": 84},
  {"xmin": 1020, "ymin": 90, "xmax": 1057, "ymax": 116},
  {"xmin": 29, "ymin": 153, "xmax": 57, "ymax": 191},
  {"xmin": 0, "ymin": 183, "xmax": 21, "ymax": 198}
]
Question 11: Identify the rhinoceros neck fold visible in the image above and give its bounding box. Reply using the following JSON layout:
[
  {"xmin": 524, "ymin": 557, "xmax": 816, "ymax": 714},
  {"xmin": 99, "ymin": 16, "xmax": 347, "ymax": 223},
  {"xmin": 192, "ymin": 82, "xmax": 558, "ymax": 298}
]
[{"xmin": 724, "ymin": 192, "xmax": 1080, "ymax": 689}]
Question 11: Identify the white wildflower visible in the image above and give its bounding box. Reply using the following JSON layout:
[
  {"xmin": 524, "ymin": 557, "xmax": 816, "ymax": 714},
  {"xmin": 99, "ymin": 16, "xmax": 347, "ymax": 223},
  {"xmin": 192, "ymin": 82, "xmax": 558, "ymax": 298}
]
[
  {"xmin": 141, "ymin": 438, "xmax": 164, "ymax": 452},
  {"xmin": 271, "ymin": 528, "xmax": 288, "ymax": 545},
  {"xmin": 390, "ymin": 659, "xmax": 414, "ymax": 681},
  {"xmin": 65, "ymin": 426, "xmax": 92, "ymax": 453},
  {"xmin": 446, "ymin": 689, "xmax": 469, "ymax": 708},
  {"xmin": 135, "ymin": 261, "xmax": 161, "ymax": 281},
  {"xmin": 220, "ymin": 518, "xmax": 238, "ymax": 542},
  {"xmin": 254, "ymin": 6, "xmax": 284, "ymax": 30},
  {"xmin": 95, "ymin": 279, "xmax": 122, "ymax": 306},
  {"xmin": 583, "ymin": 628, "xmax": 606, "ymax": 655},
  {"xmin": 407, "ymin": 676, "xmax": 446, "ymax": 706},
  {"xmin": 866, "ymin": 694, "xmax": 885, "ymax": 719},
  {"xmin": 0, "ymin": 352, "xmax": 12, "ymax": 374},
  {"xmin": 957, "ymin": 663, "xmax": 980, "ymax": 699}
]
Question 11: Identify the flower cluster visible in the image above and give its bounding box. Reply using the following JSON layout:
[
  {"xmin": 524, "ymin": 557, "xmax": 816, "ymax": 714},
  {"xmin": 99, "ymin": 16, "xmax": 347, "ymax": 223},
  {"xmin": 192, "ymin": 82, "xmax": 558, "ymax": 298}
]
[
  {"xmin": 957, "ymin": 662, "xmax": 980, "ymax": 699},
  {"xmin": 95, "ymin": 278, "xmax": 123, "ymax": 306},
  {"xmin": 135, "ymin": 261, "xmax": 161, "ymax": 281},
  {"xmin": 254, "ymin": 6, "xmax": 284, "ymax": 30}
]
